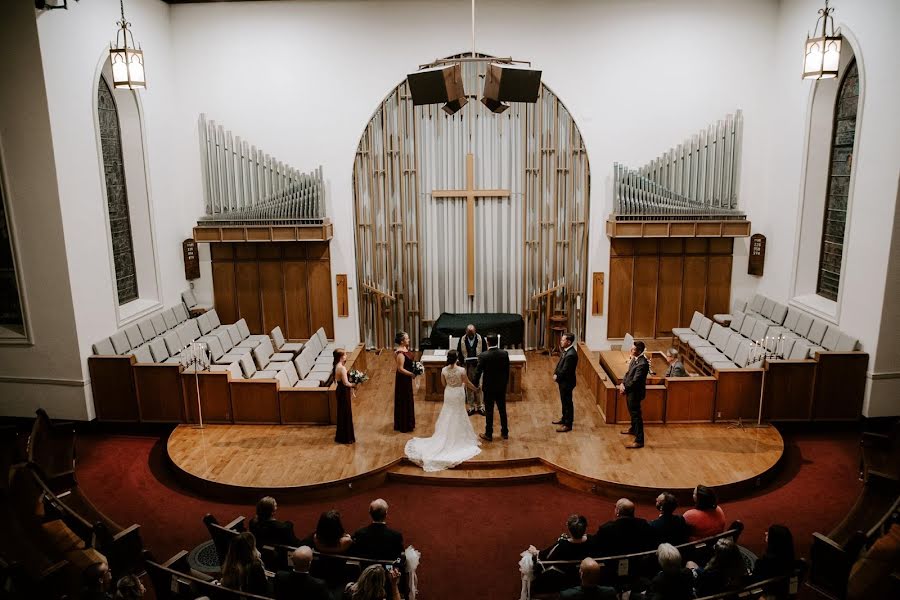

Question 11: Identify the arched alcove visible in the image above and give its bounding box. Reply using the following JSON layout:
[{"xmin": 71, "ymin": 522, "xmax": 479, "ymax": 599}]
[
  {"xmin": 792, "ymin": 34, "xmax": 863, "ymax": 322},
  {"xmin": 94, "ymin": 59, "xmax": 162, "ymax": 324},
  {"xmin": 352, "ymin": 53, "xmax": 591, "ymax": 349}
]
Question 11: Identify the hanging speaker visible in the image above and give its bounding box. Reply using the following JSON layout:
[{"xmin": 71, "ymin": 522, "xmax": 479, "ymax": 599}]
[
  {"xmin": 483, "ymin": 63, "xmax": 542, "ymax": 103},
  {"xmin": 406, "ymin": 64, "xmax": 466, "ymax": 106}
]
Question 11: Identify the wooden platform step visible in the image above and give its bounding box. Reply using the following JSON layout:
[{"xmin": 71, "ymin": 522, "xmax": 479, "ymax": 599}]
[{"xmin": 387, "ymin": 460, "xmax": 556, "ymax": 486}]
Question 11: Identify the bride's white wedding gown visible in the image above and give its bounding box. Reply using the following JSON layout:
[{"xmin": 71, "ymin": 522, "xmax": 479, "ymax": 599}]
[{"xmin": 404, "ymin": 365, "xmax": 481, "ymax": 472}]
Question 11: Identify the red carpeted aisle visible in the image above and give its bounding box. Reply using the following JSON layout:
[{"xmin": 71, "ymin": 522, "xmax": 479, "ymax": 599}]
[{"xmin": 74, "ymin": 429, "xmax": 861, "ymax": 599}]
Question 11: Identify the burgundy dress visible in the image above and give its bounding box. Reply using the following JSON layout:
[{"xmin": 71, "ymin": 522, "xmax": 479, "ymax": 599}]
[
  {"xmin": 335, "ymin": 377, "xmax": 355, "ymax": 444},
  {"xmin": 394, "ymin": 349, "xmax": 415, "ymax": 432}
]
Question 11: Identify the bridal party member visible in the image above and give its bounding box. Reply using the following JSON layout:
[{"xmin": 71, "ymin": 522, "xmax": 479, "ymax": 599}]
[
  {"xmin": 393, "ymin": 332, "xmax": 416, "ymax": 432},
  {"xmin": 332, "ymin": 348, "xmax": 356, "ymax": 444}
]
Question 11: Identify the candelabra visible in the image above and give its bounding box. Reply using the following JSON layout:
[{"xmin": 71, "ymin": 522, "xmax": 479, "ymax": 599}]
[{"xmin": 180, "ymin": 342, "xmax": 210, "ymax": 428}]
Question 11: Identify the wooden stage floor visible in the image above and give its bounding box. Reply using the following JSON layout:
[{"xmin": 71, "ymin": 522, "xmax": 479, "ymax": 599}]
[{"xmin": 166, "ymin": 351, "xmax": 784, "ymax": 501}]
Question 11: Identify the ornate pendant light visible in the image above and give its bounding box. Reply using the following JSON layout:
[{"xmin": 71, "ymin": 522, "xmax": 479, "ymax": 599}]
[
  {"xmin": 802, "ymin": 0, "xmax": 841, "ymax": 80},
  {"xmin": 110, "ymin": 0, "xmax": 146, "ymax": 90}
]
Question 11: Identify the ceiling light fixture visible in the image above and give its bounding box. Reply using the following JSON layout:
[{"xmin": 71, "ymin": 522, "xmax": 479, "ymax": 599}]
[
  {"xmin": 110, "ymin": 0, "xmax": 146, "ymax": 90},
  {"xmin": 803, "ymin": 0, "xmax": 842, "ymax": 80}
]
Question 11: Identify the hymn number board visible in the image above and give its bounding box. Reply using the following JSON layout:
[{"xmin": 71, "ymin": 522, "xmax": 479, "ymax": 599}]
[
  {"xmin": 748, "ymin": 233, "xmax": 766, "ymax": 276},
  {"xmin": 183, "ymin": 239, "xmax": 200, "ymax": 280}
]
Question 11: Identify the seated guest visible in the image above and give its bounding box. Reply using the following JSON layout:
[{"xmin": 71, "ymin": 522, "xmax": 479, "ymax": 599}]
[
  {"xmin": 683, "ymin": 485, "xmax": 726, "ymax": 541},
  {"xmin": 649, "ymin": 492, "xmax": 689, "ymax": 546},
  {"xmin": 594, "ymin": 498, "xmax": 656, "ymax": 556},
  {"xmin": 274, "ymin": 546, "xmax": 329, "ymax": 600},
  {"xmin": 301, "ymin": 509, "xmax": 354, "ymax": 554},
  {"xmin": 249, "ymin": 496, "xmax": 300, "ymax": 548},
  {"xmin": 847, "ymin": 516, "xmax": 900, "ymax": 600},
  {"xmin": 343, "ymin": 563, "xmax": 401, "ymax": 600},
  {"xmin": 648, "ymin": 543, "xmax": 693, "ymax": 600},
  {"xmin": 352, "ymin": 498, "xmax": 405, "ymax": 560},
  {"xmin": 529, "ymin": 514, "xmax": 593, "ymax": 562},
  {"xmin": 114, "ymin": 574, "xmax": 145, "ymax": 599},
  {"xmin": 559, "ymin": 558, "xmax": 618, "ymax": 599},
  {"xmin": 220, "ymin": 531, "xmax": 269, "ymax": 596},
  {"xmin": 687, "ymin": 537, "xmax": 748, "ymax": 597},
  {"xmin": 751, "ymin": 524, "xmax": 797, "ymax": 600},
  {"xmin": 664, "ymin": 349, "xmax": 688, "ymax": 377},
  {"xmin": 80, "ymin": 560, "xmax": 113, "ymax": 600}
]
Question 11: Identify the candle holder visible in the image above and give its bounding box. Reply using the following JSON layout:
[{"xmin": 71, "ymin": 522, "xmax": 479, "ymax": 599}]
[{"xmin": 180, "ymin": 342, "xmax": 210, "ymax": 428}]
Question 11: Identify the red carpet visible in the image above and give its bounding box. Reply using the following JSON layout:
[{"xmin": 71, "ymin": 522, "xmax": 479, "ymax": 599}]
[{"xmin": 74, "ymin": 429, "xmax": 861, "ymax": 599}]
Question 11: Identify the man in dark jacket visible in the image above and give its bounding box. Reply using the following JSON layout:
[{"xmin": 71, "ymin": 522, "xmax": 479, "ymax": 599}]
[
  {"xmin": 552, "ymin": 332, "xmax": 579, "ymax": 432},
  {"xmin": 559, "ymin": 558, "xmax": 618, "ymax": 599},
  {"xmin": 249, "ymin": 496, "xmax": 300, "ymax": 548},
  {"xmin": 618, "ymin": 340, "xmax": 649, "ymax": 448},
  {"xmin": 274, "ymin": 546, "xmax": 329, "ymax": 600},
  {"xmin": 593, "ymin": 498, "xmax": 657, "ymax": 557},
  {"xmin": 473, "ymin": 335, "xmax": 510, "ymax": 441},
  {"xmin": 351, "ymin": 498, "xmax": 405, "ymax": 560}
]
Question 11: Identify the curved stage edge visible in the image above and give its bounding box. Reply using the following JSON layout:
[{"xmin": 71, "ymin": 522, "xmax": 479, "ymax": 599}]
[{"xmin": 164, "ymin": 423, "xmax": 786, "ymax": 504}]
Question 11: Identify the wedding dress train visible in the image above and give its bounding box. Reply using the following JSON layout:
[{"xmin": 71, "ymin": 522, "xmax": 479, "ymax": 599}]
[{"xmin": 404, "ymin": 365, "xmax": 481, "ymax": 472}]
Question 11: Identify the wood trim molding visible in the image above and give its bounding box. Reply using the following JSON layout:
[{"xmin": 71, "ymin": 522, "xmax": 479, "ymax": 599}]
[{"xmin": 0, "ymin": 375, "xmax": 88, "ymax": 387}]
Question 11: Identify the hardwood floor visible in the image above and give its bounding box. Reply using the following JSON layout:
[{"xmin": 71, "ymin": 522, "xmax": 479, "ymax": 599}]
[{"xmin": 167, "ymin": 351, "xmax": 783, "ymax": 500}]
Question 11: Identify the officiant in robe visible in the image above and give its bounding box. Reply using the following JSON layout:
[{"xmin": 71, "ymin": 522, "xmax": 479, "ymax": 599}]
[{"xmin": 457, "ymin": 324, "xmax": 487, "ymax": 415}]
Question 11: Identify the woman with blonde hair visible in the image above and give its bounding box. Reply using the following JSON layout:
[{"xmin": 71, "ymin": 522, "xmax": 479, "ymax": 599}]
[
  {"xmin": 220, "ymin": 531, "xmax": 268, "ymax": 596},
  {"xmin": 344, "ymin": 563, "xmax": 401, "ymax": 600}
]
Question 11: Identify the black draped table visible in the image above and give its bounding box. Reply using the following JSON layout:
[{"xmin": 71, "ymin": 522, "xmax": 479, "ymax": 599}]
[{"xmin": 425, "ymin": 312, "xmax": 525, "ymax": 349}]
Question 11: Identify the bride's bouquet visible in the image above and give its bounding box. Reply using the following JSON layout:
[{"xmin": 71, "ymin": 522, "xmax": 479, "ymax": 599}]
[
  {"xmin": 348, "ymin": 369, "xmax": 369, "ymax": 384},
  {"xmin": 411, "ymin": 361, "xmax": 424, "ymax": 377}
]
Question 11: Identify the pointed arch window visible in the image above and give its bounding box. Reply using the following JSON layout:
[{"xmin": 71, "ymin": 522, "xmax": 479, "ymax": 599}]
[
  {"xmin": 816, "ymin": 59, "xmax": 858, "ymax": 301},
  {"xmin": 97, "ymin": 76, "xmax": 138, "ymax": 305}
]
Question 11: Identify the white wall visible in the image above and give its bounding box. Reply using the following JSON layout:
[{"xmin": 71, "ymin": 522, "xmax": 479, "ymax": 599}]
[
  {"xmin": 0, "ymin": 0, "xmax": 86, "ymax": 419},
  {"xmin": 35, "ymin": 0, "xmax": 190, "ymax": 418},
  {"xmin": 760, "ymin": 0, "xmax": 900, "ymax": 416},
  {"xmin": 169, "ymin": 0, "xmax": 779, "ymax": 350}
]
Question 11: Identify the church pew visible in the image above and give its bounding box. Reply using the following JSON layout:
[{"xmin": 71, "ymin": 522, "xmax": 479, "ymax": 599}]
[
  {"xmin": 230, "ymin": 379, "xmax": 281, "ymax": 423},
  {"xmin": 761, "ymin": 359, "xmax": 816, "ymax": 421},
  {"xmin": 145, "ymin": 550, "xmax": 273, "ymax": 600},
  {"xmin": 87, "ymin": 355, "xmax": 140, "ymax": 422},
  {"xmin": 576, "ymin": 342, "xmax": 617, "ymax": 422},
  {"xmin": 183, "ymin": 370, "xmax": 235, "ymax": 423},
  {"xmin": 202, "ymin": 514, "xmax": 246, "ymax": 568},
  {"xmin": 27, "ymin": 409, "xmax": 76, "ymax": 492},
  {"xmin": 614, "ymin": 384, "xmax": 666, "ymax": 424},
  {"xmin": 811, "ymin": 351, "xmax": 868, "ymax": 420},
  {"xmin": 134, "ymin": 363, "xmax": 186, "ymax": 422}
]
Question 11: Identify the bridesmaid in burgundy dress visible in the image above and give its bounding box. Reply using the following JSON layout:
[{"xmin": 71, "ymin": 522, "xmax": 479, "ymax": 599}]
[
  {"xmin": 332, "ymin": 349, "xmax": 356, "ymax": 444},
  {"xmin": 393, "ymin": 331, "xmax": 416, "ymax": 432}
]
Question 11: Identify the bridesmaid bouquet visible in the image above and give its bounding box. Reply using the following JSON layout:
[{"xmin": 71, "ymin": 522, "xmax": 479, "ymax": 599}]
[
  {"xmin": 348, "ymin": 369, "xmax": 369, "ymax": 384},
  {"xmin": 411, "ymin": 361, "xmax": 425, "ymax": 376}
]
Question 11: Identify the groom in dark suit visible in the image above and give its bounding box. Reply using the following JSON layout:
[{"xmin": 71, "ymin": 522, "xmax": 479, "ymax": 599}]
[
  {"xmin": 473, "ymin": 335, "xmax": 510, "ymax": 441},
  {"xmin": 552, "ymin": 332, "xmax": 579, "ymax": 432}
]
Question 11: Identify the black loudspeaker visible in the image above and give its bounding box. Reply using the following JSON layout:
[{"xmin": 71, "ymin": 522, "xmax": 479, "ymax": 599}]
[
  {"xmin": 483, "ymin": 63, "xmax": 542, "ymax": 103},
  {"xmin": 406, "ymin": 64, "xmax": 466, "ymax": 106}
]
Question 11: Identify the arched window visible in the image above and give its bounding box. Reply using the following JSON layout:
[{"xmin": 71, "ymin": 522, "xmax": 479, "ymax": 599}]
[
  {"xmin": 97, "ymin": 76, "xmax": 138, "ymax": 305},
  {"xmin": 816, "ymin": 59, "xmax": 858, "ymax": 301}
]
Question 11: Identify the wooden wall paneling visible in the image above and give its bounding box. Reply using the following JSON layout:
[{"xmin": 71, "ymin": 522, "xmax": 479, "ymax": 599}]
[
  {"xmin": 258, "ymin": 259, "xmax": 286, "ymax": 336},
  {"xmin": 283, "ymin": 259, "xmax": 311, "ymax": 340},
  {"xmin": 211, "ymin": 260, "xmax": 238, "ymax": 325},
  {"xmin": 632, "ymin": 256, "xmax": 659, "ymax": 338},
  {"xmin": 576, "ymin": 343, "xmax": 616, "ymax": 423},
  {"xmin": 235, "ymin": 261, "xmax": 262, "ymax": 333},
  {"xmin": 714, "ymin": 369, "xmax": 763, "ymax": 421},
  {"xmin": 607, "ymin": 257, "xmax": 634, "ymax": 338},
  {"xmin": 684, "ymin": 239, "xmax": 708, "ymax": 255},
  {"xmin": 307, "ymin": 257, "xmax": 334, "ymax": 338},
  {"xmin": 279, "ymin": 389, "xmax": 333, "ymax": 424},
  {"xmin": 183, "ymin": 372, "xmax": 233, "ymax": 423},
  {"xmin": 709, "ymin": 238, "xmax": 734, "ymax": 255},
  {"xmin": 665, "ymin": 377, "xmax": 716, "ymax": 422},
  {"xmin": 336, "ymin": 274, "xmax": 349, "ymax": 318},
  {"xmin": 87, "ymin": 357, "xmax": 139, "ymax": 422},
  {"xmin": 133, "ymin": 364, "xmax": 185, "ymax": 422},
  {"xmin": 230, "ymin": 380, "xmax": 280, "ymax": 423},
  {"xmin": 656, "ymin": 256, "xmax": 684, "ymax": 336},
  {"xmin": 681, "ymin": 256, "xmax": 708, "ymax": 326},
  {"xmin": 762, "ymin": 361, "xmax": 815, "ymax": 420},
  {"xmin": 811, "ymin": 352, "xmax": 868, "ymax": 420},
  {"xmin": 706, "ymin": 255, "xmax": 733, "ymax": 317}
]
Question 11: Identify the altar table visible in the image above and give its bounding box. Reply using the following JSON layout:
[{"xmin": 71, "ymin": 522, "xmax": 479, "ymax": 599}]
[{"xmin": 421, "ymin": 349, "xmax": 526, "ymax": 402}]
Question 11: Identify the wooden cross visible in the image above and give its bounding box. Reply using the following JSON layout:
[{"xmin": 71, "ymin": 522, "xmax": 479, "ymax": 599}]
[{"xmin": 432, "ymin": 153, "xmax": 510, "ymax": 296}]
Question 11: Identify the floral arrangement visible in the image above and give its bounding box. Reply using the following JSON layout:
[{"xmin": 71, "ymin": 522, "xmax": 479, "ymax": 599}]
[
  {"xmin": 411, "ymin": 361, "xmax": 425, "ymax": 376},
  {"xmin": 348, "ymin": 369, "xmax": 369, "ymax": 384}
]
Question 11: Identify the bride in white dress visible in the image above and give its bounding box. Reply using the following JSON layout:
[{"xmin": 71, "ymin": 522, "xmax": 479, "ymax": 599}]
[{"xmin": 405, "ymin": 350, "xmax": 481, "ymax": 472}]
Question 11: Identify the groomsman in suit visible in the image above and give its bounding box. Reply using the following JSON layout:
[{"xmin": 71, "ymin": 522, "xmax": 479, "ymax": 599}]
[
  {"xmin": 552, "ymin": 333, "xmax": 579, "ymax": 432},
  {"xmin": 618, "ymin": 340, "xmax": 649, "ymax": 448},
  {"xmin": 473, "ymin": 335, "xmax": 510, "ymax": 441}
]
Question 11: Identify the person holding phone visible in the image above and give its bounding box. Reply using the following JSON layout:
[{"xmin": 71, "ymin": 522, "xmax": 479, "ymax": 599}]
[{"xmin": 343, "ymin": 564, "xmax": 401, "ymax": 600}]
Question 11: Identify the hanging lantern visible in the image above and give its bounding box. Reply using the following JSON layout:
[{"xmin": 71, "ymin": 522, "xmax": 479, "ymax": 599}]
[
  {"xmin": 803, "ymin": 0, "xmax": 841, "ymax": 80},
  {"xmin": 110, "ymin": 0, "xmax": 146, "ymax": 90}
]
